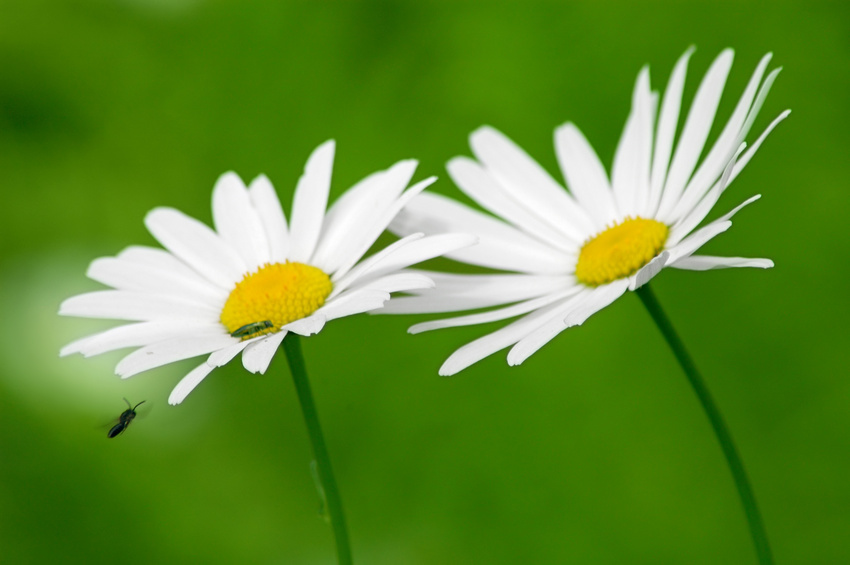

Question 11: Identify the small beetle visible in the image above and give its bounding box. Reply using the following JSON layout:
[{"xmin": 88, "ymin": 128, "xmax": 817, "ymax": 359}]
[
  {"xmin": 108, "ymin": 398, "xmax": 146, "ymax": 438},
  {"xmin": 231, "ymin": 320, "xmax": 274, "ymax": 339}
]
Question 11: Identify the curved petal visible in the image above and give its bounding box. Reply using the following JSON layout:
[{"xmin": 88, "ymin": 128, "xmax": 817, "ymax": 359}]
[
  {"xmin": 282, "ymin": 315, "xmax": 326, "ymax": 337},
  {"xmin": 628, "ymin": 251, "xmax": 669, "ymax": 290},
  {"xmin": 207, "ymin": 341, "xmax": 249, "ymax": 367},
  {"xmin": 448, "ymin": 156, "xmax": 580, "ymax": 250},
  {"xmin": 145, "ymin": 207, "xmax": 245, "ymax": 289},
  {"xmin": 332, "ymin": 233, "xmax": 476, "ymax": 297},
  {"xmin": 242, "ymin": 331, "xmax": 287, "ymax": 374},
  {"xmin": 86, "ymin": 257, "xmax": 226, "ymax": 307},
  {"xmin": 168, "ymin": 362, "xmax": 216, "ymax": 405},
  {"xmin": 117, "ymin": 245, "xmax": 210, "ymax": 283},
  {"xmin": 656, "ymin": 49, "xmax": 734, "ymax": 220},
  {"xmin": 289, "ymin": 140, "xmax": 335, "ymax": 263},
  {"xmin": 312, "ymin": 160, "xmax": 417, "ymax": 273},
  {"xmin": 437, "ymin": 298, "xmax": 574, "ymax": 376},
  {"xmin": 280, "ymin": 288, "xmax": 394, "ymax": 337},
  {"xmin": 59, "ymin": 290, "xmax": 219, "ymax": 322},
  {"xmin": 315, "ymin": 288, "xmax": 391, "ymax": 322},
  {"xmin": 554, "ymin": 122, "xmax": 618, "ymax": 230},
  {"xmin": 726, "ymin": 109, "xmax": 791, "ymax": 185},
  {"xmin": 212, "ymin": 172, "xmax": 270, "ymax": 270},
  {"xmin": 390, "ymin": 192, "xmax": 570, "ymax": 274},
  {"xmin": 667, "ymin": 53, "xmax": 774, "ymax": 222},
  {"xmin": 508, "ymin": 281, "xmax": 628, "ymax": 366},
  {"xmin": 379, "ymin": 272, "xmax": 573, "ymax": 314},
  {"xmin": 60, "ymin": 320, "xmax": 223, "ymax": 357},
  {"xmin": 249, "ymin": 174, "xmax": 290, "ymax": 263},
  {"xmin": 409, "ymin": 287, "xmax": 580, "ymax": 334},
  {"xmin": 667, "ymin": 143, "xmax": 746, "ymax": 246},
  {"xmin": 330, "ymin": 232, "xmax": 423, "ymax": 286},
  {"xmin": 669, "ymin": 255, "xmax": 773, "ymax": 270},
  {"xmin": 330, "ymin": 176, "xmax": 437, "ymax": 280},
  {"xmin": 648, "ymin": 47, "xmax": 694, "ymax": 216},
  {"xmin": 665, "ymin": 220, "xmax": 732, "ymax": 264},
  {"xmin": 352, "ymin": 272, "xmax": 434, "ymax": 295},
  {"xmin": 612, "ymin": 66, "xmax": 654, "ymax": 218},
  {"xmin": 116, "ymin": 334, "xmax": 238, "ymax": 378},
  {"xmin": 469, "ymin": 126, "xmax": 594, "ymax": 240}
]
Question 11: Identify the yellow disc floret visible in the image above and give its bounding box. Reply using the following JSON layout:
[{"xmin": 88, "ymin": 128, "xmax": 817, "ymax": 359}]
[
  {"xmin": 575, "ymin": 217, "xmax": 669, "ymax": 287},
  {"xmin": 221, "ymin": 261, "xmax": 333, "ymax": 339}
]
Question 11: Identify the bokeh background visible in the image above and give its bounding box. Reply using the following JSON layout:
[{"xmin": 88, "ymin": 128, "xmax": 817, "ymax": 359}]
[{"xmin": 1, "ymin": 1, "xmax": 847, "ymax": 563}]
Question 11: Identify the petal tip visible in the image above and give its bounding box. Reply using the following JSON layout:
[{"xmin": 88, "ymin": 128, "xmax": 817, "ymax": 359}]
[{"xmin": 215, "ymin": 171, "xmax": 244, "ymax": 186}]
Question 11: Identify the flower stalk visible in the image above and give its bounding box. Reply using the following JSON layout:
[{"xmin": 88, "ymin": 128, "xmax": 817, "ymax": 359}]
[
  {"xmin": 635, "ymin": 283, "xmax": 773, "ymax": 565},
  {"xmin": 282, "ymin": 334, "xmax": 353, "ymax": 565}
]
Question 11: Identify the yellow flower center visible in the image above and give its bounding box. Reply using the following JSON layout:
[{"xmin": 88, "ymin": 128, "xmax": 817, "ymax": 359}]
[
  {"xmin": 220, "ymin": 262, "xmax": 333, "ymax": 340},
  {"xmin": 575, "ymin": 217, "xmax": 669, "ymax": 287}
]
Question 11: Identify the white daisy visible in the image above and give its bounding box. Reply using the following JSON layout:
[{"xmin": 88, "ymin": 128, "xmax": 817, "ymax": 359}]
[
  {"xmin": 387, "ymin": 48, "xmax": 789, "ymax": 375},
  {"xmin": 60, "ymin": 140, "xmax": 475, "ymax": 404}
]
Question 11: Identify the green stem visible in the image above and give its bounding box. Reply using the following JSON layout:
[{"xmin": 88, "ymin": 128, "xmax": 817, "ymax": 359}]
[
  {"xmin": 282, "ymin": 334, "xmax": 353, "ymax": 565},
  {"xmin": 635, "ymin": 284, "xmax": 773, "ymax": 565}
]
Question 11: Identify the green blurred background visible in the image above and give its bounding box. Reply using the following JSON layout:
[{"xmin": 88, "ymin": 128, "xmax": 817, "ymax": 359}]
[{"xmin": 0, "ymin": 0, "xmax": 847, "ymax": 563}]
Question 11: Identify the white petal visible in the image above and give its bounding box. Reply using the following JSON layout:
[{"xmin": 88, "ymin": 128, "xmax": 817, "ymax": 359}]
[
  {"xmin": 648, "ymin": 47, "xmax": 694, "ymax": 216},
  {"xmin": 145, "ymin": 207, "xmax": 246, "ymax": 289},
  {"xmin": 354, "ymin": 272, "xmax": 435, "ymax": 294},
  {"xmin": 508, "ymin": 280, "xmax": 628, "ymax": 366},
  {"xmin": 736, "ymin": 66, "xmax": 783, "ymax": 159},
  {"xmin": 289, "ymin": 140, "xmax": 335, "ymax": 263},
  {"xmin": 280, "ymin": 288, "xmax": 394, "ymax": 338},
  {"xmin": 667, "ymin": 143, "xmax": 747, "ymax": 243},
  {"xmin": 212, "ymin": 172, "xmax": 270, "ymax": 270},
  {"xmin": 60, "ymin": 320, "xmax": 223, "ymax": 357},
  {"xmin": 628, "ymin": 251, "xmax": 669, "ymax": 290},
  {"xmin": 59, "ymin": 290, "xmax": 219, "ymax": 321},
  {"xmin": 666, "ymin": 54, "xmax": 773, "ymax": 223},
  {"xmin": 87, "ymin": 257, "xmax": 226, "ymax": 306},
  {"xmin": 116, "ymin": 334, "xmax": 238, "ymax": 378},
  {"xmin": 117, "ymin": 245, "xmax": 209, "ymax": 282},
  {"xmin": 409, "ymin": 287, "xmax": 580, "ymax": 334},
  {"xmin": 315, "ymin": 288, "xmax": 391, "ymax": 322},
  {"xmin": 330, "ymin": 232, "xmax": 423, "ymax": 285},
  {"xmin": 448, "ymin": 156, "xmax": 579, "ymax": 250},
  {"xmin": 242, "ymin": 331, "xmax": 286, "ymax": 374},
  {"xmin": 666, "ymin": 220, "xmax": 732, "ymax": 265},
  {"xmin": 504, "ymin": 292, "xmax": 590, "ymax": 366},
  {"xmin": 249, "ymin": 174, "xmax": 290, "ymax": 263},
  {"xmin": 437, "ymin": 299, "xmax": 573, "ymax": 376},
  {"xmin": 656, "ymin": 50, "xmax": 734, "ymax": 220},
  {"xmin": 207, "ymin": 341, "xmax": 248, "ymax": 367},
  {"xmin": 716, "ymin": 194, "xmax": 763, "ymax": 223},
  {"xmin": 669, "ymin": 255, "xmax": 774, "ymax": 270},
  {"xmin": 554, "ymin": 123, "xmax": 618, "ymax": 230},
  {"xmin": 282, "ymin": 314, "xmax": 326, "ymax": 336},
  {"xmin": 667, "ymin": 143, "xmax": 746, "ymax": 246},
  {"xmin": 168, "ymin": 362, "xmax": 216, "ymax": 405},
  {"xmin": 612, "ymin": 66, "xmax": 654, "ymax": 218},
  {"xmin": 331, "ymin": 233, "xmax": 476, "ymax": 297},
  {"xmin": 469, "ymin": 126, "xmax": 594, "ymax": 240},
  {"xmin": 330, "ymin": 175, "xmax": 437, "ymax": 280},
  {"xmin": 312, "ymin": 160, "xmax": 416, "ymax": 273},
  {"xmin": 390, "ymin": 192, "xmax": 570, "ymax": 274},
  {"xmin": 379, "ymin": 272, "xmax": 573, "ymax": 314},
  {"xmin": 727, "ymin": 110, "xmax": 791, "ymax": 185},
  {"xmin": 565, "ymin": 278, "xmax": 630, "ymax": 326}
]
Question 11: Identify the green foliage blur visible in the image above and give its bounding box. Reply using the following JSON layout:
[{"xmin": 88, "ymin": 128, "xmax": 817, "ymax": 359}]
[{"xmin": 0, "ymin": 1, "xmax": 847, "ymax": 563}]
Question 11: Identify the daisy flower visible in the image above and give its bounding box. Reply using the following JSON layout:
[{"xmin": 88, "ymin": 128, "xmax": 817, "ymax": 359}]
[
  {"xmin": 60, "ymin": 140, "xmax": 475, "ymax": 404},
  {"xmin": 387, "ymin": 48, "xmax": 789, "ymax": 375}
]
